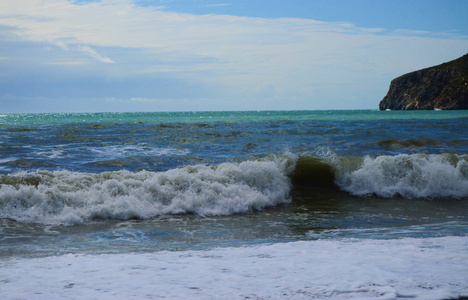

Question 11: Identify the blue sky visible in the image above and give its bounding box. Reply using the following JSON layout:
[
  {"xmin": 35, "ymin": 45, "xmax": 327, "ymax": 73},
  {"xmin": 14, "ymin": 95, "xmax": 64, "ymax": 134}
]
[
  {"xmin": 0, "ymin": 0, "xmax": 467, "ymax": 113},
  {"xmin": 147, "ymin": 0, "xmax": 468, "ymax": 34}
]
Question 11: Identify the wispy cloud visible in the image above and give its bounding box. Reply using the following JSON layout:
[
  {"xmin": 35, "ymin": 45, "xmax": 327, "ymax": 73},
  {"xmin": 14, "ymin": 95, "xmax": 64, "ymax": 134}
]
[
  {"xmin": 393, "ymin": 28, "xmax": 468, "ymax": 40},
  {"xmin": 51, "ymin": 40, "xmax": 114, "ymax": 63},
  {"xmin": 0, "ymin": 0, "xmax": 467, "ymax": 112},
  {"xmin": 78, "ymin": 46, "xmax": 115, "ymax": 64}
]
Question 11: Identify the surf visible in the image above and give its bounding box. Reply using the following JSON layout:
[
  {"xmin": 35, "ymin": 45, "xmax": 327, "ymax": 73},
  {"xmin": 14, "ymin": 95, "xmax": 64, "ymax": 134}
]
[
  {"xmin": 1, "ymin": 152, "xmax": 467, "ymax": 225},
  {"xmin": 0, "ymin": 155, "xmax": 295, "ymax": 225},
  {"xmin": 335, "ymin": 153, "xmax": 468, "ymax": 199}
]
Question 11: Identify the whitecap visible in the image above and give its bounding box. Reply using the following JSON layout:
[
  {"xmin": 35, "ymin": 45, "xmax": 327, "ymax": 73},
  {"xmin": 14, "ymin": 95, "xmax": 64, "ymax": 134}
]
[
  {"xmin": 335, "ymin": 153, "xmax": 468, "ymax": 198},
  {"xmin": 0, "ymin": 154, "xmax": 296, "ymax": 225}
]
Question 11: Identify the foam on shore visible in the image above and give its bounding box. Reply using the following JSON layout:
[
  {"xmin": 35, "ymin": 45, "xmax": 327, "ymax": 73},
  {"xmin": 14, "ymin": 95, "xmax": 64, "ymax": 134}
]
[{"xmin": 1, "ymin": 237, "xmax": 467, "ymax": 299}]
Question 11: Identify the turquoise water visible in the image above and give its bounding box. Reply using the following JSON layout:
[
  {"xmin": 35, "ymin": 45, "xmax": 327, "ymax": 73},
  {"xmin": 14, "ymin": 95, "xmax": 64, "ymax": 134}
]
[
  {"xmin": 1, "ymin": 110, "xmax": 467, "ymax": 125},
  {"xmin": 1, "ymin": 110, "xmax": 467, "ymax": 174},
  {"xmin": 0, "ymin": 110, "xmax": 467, "ymax": 257}
]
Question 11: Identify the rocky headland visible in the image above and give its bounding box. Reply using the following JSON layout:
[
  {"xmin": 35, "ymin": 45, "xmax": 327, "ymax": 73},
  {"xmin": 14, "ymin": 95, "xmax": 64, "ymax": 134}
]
[{"xmin": 379, "ymin": 53, "xmax": 468, "ymax": 110}]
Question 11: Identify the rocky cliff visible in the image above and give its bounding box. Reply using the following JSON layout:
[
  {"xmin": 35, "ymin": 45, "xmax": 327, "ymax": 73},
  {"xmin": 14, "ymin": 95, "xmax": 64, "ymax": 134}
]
[{"xmin": 379, "ymin": 54, "xmax": 468, "ymax": 110}]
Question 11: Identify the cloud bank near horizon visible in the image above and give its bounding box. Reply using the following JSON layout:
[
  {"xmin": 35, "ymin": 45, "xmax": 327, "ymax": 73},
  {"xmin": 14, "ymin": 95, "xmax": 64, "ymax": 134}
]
[{"xmin": 0, "ymin": 0, "xmax": 467, "ymax": 113}]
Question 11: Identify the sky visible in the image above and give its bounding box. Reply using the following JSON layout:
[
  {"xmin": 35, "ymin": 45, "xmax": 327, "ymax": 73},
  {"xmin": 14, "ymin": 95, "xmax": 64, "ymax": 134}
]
[{"xmin": 0, "ymin": 0, "xmax": 467, "ymax": 113}]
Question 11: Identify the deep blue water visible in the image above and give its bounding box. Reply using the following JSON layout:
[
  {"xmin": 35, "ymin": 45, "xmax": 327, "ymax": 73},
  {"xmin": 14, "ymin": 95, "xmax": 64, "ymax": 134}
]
[{"xmin": 1, "ymin": 110, "xmax": 467, "ymax": 174}]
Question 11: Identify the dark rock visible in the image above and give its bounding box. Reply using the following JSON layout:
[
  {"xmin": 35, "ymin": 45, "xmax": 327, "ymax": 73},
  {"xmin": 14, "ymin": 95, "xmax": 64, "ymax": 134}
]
[{"xmin": 379, "ymin": 54, "xmax": 468, "ymax": 110}]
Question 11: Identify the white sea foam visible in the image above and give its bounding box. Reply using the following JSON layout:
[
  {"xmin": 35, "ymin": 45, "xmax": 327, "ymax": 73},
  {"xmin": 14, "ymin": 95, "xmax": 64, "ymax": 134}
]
[
  {"xmin": 1, "ymin": 237, "xmax": 467, "ymax": 299},
  {"xmin": 32, "ymin": 149, "xmax": 65, "ymax": 159},
  {"xmin": 27, "ymin": 145, "xmax": 189, "ymax": 161},
  {"xmin": 335, "ymin": 154, "xmax": 468, "ymax": 198},
  {"xmin": 0, "ymin": 157, "xmax": 17, "ymax": 164},
  {"xmin": 88, "ymin": 145, "xmax": 190, "ymax": 160},
  {"xmin": 0, "ymin": 155, "xmax": 295, "ymax": 225}
]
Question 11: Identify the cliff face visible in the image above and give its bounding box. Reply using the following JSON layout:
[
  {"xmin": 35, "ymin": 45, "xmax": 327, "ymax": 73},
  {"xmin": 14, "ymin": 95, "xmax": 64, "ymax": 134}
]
[{"xmin": 379, "ymin": 54, "xmax": 468, "ymax": 110}]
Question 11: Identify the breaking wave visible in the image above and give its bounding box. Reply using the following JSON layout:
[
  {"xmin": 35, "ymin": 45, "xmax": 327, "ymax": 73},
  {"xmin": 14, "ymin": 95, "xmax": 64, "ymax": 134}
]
[
  {"xmin": 1, "ymin": 152, "xmax": 467, "ymax": 225},
  {"xmin": 293, "ymin": 150, "xmax": 468, "ymax": 199},
  {"xmin": 0, "ymin": 155, "xmax": 295, "ymax": 225},
  {"xmin": 335, "ymin": 153, "xmax": 468, "ymax": 199}
]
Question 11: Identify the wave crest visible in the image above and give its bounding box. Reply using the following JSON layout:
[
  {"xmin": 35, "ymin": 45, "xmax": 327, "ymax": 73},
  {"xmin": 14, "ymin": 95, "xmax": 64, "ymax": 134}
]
[
  {"xmin": 336, "ymin": 154, "xmax": 468, "ymax": 198},
  {"xmin": 0, "ymin": 155, "xmax": 295, "ymax": 225}
]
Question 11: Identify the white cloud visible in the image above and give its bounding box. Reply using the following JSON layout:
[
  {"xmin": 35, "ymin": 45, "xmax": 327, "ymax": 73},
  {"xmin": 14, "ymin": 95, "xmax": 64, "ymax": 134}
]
[
  {"xmin": 78, "ymin": 46, "xmax": 115, "ymax": 64},
  {"xmin": 0, "ymin": 0, "xmax": 467, "ymax": 111},
  {"xmin": 48, "ymin": 40, "xmax": 114, "ymax": 63}
]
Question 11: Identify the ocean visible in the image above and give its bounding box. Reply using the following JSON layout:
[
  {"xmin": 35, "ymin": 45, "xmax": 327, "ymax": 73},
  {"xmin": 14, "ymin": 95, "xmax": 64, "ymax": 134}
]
[{"xmin": 0, "ymin": 110, "xmax": 467, "ymax": 299}]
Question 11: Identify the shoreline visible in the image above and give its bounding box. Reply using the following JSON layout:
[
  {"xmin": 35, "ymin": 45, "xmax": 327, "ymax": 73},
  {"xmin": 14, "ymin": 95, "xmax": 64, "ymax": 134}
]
[{"xmin": 2, "ymin": 237, "xmax": 467, "ymax": 299}]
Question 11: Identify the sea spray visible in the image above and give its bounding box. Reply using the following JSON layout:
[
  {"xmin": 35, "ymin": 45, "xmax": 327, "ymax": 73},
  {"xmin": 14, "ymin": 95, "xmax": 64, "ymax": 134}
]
[{"xmin": 0, "ymin": 154, "xmax": 296, "ymax": 225}]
